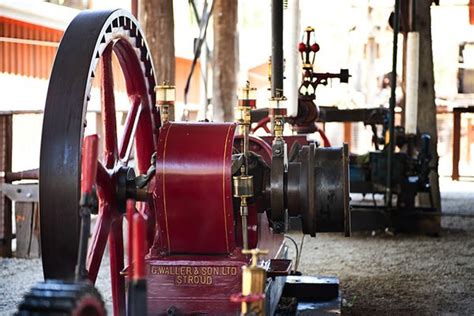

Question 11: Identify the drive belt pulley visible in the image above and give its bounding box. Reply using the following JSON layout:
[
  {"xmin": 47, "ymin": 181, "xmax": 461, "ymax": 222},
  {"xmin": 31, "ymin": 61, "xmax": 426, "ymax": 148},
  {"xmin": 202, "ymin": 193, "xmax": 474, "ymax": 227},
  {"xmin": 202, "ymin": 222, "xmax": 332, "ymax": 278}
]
[{"xmin": 40, "ymin": 9, "xmax": 157, "ymax": 313}]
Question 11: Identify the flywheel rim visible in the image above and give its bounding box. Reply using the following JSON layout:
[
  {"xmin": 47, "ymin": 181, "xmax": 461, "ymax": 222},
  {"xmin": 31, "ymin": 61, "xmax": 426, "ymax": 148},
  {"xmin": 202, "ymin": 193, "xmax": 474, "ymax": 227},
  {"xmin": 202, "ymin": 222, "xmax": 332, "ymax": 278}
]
[{"xmin": 40, "ymin": 9, "xmax": 156, "ymax": 283}]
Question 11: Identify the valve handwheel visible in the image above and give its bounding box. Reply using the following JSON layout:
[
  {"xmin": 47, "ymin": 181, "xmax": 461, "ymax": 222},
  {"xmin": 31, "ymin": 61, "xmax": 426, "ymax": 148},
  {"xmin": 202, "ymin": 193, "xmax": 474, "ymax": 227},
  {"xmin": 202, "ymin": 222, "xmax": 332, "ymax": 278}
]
[{"xmin": 39, "ymin": 10, "xmax": 158, "ymax": 315}]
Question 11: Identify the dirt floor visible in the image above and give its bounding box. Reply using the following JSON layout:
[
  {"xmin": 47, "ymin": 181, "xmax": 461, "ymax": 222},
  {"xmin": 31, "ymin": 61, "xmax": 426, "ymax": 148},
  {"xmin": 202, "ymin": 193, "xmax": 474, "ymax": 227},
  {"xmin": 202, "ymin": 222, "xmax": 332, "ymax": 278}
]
[{"xmin": 1, "ymin": 177, "xmax": 473, "ymax": 315}]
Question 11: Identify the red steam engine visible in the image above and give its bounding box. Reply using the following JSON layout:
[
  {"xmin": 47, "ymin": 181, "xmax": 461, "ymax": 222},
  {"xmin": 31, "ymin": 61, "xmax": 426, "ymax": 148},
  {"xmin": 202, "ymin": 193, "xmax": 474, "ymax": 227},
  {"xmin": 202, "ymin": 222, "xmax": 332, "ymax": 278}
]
[{"xmin": 17, "ymin": 4, "xmax": 349, "ymax": 316}]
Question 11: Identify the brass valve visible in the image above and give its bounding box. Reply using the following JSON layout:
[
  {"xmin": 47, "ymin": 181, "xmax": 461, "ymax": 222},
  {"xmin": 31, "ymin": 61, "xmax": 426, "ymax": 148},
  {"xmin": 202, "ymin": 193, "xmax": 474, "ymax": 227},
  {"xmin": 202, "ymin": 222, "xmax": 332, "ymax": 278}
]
[
  {"xmin": 236, "ymin": 81, "xmax": 257, "ymax": 135},
  {"xmin": 234, "ymin": 81, "xmax": 256, "ymax": 251},
  {"xmin": 240, "ymin": 248, "xmax": 269, "ymax": 315},
  {"xmin": 155, "ymin": 81, "xmax": 175, "ymax": 124},
  {"xmin": 269, "ymin": 93, "xmax": 287, "ymax": 139},
  {"xmin": 242, "ymin": 248, "xmax": 269, "ymax": 268}
]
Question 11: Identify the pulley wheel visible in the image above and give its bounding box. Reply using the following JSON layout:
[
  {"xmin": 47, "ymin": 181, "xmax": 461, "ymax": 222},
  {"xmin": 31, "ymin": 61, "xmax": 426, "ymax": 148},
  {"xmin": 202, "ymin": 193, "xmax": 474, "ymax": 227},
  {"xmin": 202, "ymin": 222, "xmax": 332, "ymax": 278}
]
[{"xmin": 40, "ymin": 9, "xmax": 157, "ymax": 315}]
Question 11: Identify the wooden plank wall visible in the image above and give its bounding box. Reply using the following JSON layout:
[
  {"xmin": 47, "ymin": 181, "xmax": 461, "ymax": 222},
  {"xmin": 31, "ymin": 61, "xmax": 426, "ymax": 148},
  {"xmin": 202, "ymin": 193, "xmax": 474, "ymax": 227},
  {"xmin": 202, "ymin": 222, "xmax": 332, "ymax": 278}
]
[
  {"xmin": 0, "ymin": 17, "xmax": 62, "ymax": 79},
  {"xmin": 0, "ymin": 17, "xmax": 126, "ymax": 92}
]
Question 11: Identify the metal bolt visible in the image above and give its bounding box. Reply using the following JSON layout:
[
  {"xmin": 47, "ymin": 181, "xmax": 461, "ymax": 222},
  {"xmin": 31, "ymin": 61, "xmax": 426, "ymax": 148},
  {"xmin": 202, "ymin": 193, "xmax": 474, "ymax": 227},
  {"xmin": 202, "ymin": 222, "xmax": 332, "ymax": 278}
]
[{"xmin": 274, "ymin": 222, "xmax": 284, "ymax": 233}]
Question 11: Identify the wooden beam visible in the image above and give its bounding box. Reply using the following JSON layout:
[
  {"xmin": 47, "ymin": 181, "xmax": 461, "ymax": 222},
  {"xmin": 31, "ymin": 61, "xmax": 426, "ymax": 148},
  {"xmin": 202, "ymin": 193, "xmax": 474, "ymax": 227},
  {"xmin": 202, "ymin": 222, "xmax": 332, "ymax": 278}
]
[
  {"xmin": 452, "ymin": 110, "xmax": 461, "ymax": 180},
  {"xmin": 0, "ymin": 114, "xmax": 12, "ymax": 257}
]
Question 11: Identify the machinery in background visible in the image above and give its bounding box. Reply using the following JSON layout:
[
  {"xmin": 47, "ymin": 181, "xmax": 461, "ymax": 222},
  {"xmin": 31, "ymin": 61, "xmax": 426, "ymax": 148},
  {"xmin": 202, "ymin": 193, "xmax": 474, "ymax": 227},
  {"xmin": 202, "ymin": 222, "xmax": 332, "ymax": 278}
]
[
  {"xmin": 17, "ymin": 3, "xmax": 349, "ymax": 315},
  {"xmin": 250, "ymin": 19, "xmax": 439, "ymax": 234}
]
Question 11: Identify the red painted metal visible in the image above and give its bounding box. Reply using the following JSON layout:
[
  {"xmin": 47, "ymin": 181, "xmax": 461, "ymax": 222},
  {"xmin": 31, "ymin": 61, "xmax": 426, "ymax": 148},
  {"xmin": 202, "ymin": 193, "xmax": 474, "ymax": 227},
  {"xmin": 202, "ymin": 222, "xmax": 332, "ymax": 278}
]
[
  {"xmin": 251, "ymin": 116, "xmax": 271, "ymax": 134},
  {"xmin": 143, "ymin": 122, "xmax": 286, "ymax": 314},
  {"xmin": 145, "ymin": 218, "xmax": 284, "ymax": 314},
  {"xmin": 81, "ymin": 135, "xmax": 99, "ymax": 195},
  {"xmin": 234, "ymin": 135, "xmax": 273, "ymax": 166},
  {"xmin": 317, "ymin": 129, "xmax": 331, "ymax": 147},
  {"xmin": 127, "ymin": 200, "xmax": 135, "ymax": 274},
  {"xmin": 132, "ymin": 213, "xmax": 147, "ymax": 280},
  {"xmin": 230, "ymin": 293, "xmax": 265, "ymax": 303},
  {"xmin": 101, "ymin": 45, "xmax": 118, "ymax": 169},
  {"xmin": 147, "ymin": 258, "xmax": 245, "ymax": 315},
  {"xmin": 113, "ymin": 39, "xmax": 156, "ymax": 175},
  {"xmin": 109, "ymin": 217, "xmax": 126, "ymax": 316},
  {"xmin": 87, "ymin": 208, "xmax": 113, "ymax": 283},
  {"xmin": 151, "ymin": 122, "xmax": 237, "ymax": 255},
  {"xmin": 119, "ymin": 96, "xmax": 141, "ymax": 161}
]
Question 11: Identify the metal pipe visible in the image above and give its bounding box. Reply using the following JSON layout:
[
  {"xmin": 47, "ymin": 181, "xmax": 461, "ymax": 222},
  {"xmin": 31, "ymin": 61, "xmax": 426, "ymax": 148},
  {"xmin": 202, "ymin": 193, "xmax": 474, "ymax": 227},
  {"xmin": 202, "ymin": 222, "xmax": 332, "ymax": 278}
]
[
  {"xmin": 284, "ymin": 0, "xmax": 300, "ymax": 117},
  {"xmin": 386, "ymin": 0, "xmax": 400, "ymax": 209},
  {"xmin": 243, "ymin": 125, "xmax": 250, "ymax": 172},
  {"xmin": 5, "ymin": 168, "xmax": 39, "ymax": 182},
  {"xmin": 404, "ymin": 32, "xmax": 419, "ymax": 135},
  {"xmin": 271, "ymin": 0, "xmax": 284, "ymax": 97},
  {"xmin": 241, "ymin": 199, "xmax": 249, "ymax": 250}
]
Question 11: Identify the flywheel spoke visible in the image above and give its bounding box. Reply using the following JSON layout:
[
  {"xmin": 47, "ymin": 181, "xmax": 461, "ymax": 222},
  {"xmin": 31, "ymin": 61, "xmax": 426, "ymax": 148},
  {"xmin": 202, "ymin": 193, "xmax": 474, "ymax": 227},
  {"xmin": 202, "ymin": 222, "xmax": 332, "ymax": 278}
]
[
  {"xmin": 96, "ymin": 160, "xmax": 115, "ymax": 201},
  {"xmin": 87, "ymin": 209, "xmax": 113, "ymax": 284},
  {"xmin": 119, "ymin": 95, "xmax": 142, "ymax": 163},
  {"xmin": 109, "ymin": 217, "xmax": 126, "ymax": 316},
  {"xmin": 101, "ymin": 44, "xmax": 118, "ymax": 169}
]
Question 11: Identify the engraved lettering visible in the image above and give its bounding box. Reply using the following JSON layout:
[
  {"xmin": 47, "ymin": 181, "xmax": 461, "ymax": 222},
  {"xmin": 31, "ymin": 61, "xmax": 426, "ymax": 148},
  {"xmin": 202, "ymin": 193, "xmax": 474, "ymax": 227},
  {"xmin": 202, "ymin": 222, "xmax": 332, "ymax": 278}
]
[{"xmin": 151, "ymin": 265, "xmax": 239, "ymax": 285}]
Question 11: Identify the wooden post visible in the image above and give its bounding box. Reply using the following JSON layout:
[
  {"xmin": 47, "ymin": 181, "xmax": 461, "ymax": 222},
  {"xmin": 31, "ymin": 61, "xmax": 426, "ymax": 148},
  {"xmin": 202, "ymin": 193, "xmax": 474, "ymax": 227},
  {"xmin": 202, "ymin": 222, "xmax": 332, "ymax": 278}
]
[
  {"xmin": 452, "ymin": 109, "xmax": 461, "ymax": 180},
  {"xmin": 212, "ymin": 0, "xmax": 238, "ymax": 122},
  {"xmin": 416, "ymin": 0, "xmax": 441, "ymax": 212},
  {"xmin": 343, "ymin": 122, "xmax": 352, "ymax": 150},
  {"xmin": 139, "ymin": 0, "xmax": 176, "ymax": 120},
  {"xmin": 0, "ymin": 184, "xmax": 40, "ymax": 258},
  {"xmin": 0, "ymin": 114, "xmax": 12, "ymax": 257},
  {"xmin": 15, "ymin": 202, "xmax": 40, "ymax": 258},
  {"xmin": 467, "ymin": 118, "xmax": 474, "ymax": 163}
]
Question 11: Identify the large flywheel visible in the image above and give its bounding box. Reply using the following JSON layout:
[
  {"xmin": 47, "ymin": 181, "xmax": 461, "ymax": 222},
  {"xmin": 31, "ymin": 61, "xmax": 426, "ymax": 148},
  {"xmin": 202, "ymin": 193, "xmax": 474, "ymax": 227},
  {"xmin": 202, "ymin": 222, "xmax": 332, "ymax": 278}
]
[{"xmin": 40, "ymin": 9, "xmax": 157, "ymax": 314}]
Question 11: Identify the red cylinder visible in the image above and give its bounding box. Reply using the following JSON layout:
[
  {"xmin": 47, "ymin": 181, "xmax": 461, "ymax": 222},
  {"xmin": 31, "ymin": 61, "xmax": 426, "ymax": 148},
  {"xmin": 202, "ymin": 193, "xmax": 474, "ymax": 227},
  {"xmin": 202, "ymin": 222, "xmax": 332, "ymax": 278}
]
[
  {"xmin": 81, "ymin": 135, "xmax": 98, "ymax": 195},
  {"xmin": 132, "ymin": 213, "xmax": 147, "ymax": 280},
  {"xmin": 127, "ymin": 199, "xmax": 135, "ymax": 271}
]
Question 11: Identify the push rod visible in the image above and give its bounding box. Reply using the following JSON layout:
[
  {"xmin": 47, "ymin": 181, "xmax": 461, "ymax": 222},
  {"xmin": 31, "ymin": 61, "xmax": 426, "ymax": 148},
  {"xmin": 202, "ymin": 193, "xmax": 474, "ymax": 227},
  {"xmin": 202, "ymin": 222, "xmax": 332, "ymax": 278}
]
[
  {"xmin": 271, "ymin": 0, "xmax": 284, "ymax": 97},
  {"xmin": 386, "ymin": 0, "xmax": 401, "ymax": 209}
]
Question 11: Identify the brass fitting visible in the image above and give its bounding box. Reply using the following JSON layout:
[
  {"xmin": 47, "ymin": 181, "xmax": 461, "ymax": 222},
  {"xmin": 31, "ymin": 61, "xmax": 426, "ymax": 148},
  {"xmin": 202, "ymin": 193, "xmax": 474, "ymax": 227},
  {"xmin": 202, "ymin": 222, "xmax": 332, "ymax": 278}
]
[
  {"xmin": 240, "ymin": 248, "xmax": 269, "ymax": 315},
  {"xmin": 233, "ymin": 174, "xmax": 253, "ymax": 250},
  {"xmin": 235, "ymin": 81, "xmax": 257, "ymax": 251},
  {"xmin": 269, "ymin": 94, "xmax": 287, "ymax": 139},
  {"xmin": 233, "ymin": 175, "xmax": 254, "ymax": 198},
  {"xmin": 155, "ymin": 81, "xmax": 175, "ymax": 125},
  {"xmin": 235, "ymin": 81, "xmax": 256, "ymax": 127}
]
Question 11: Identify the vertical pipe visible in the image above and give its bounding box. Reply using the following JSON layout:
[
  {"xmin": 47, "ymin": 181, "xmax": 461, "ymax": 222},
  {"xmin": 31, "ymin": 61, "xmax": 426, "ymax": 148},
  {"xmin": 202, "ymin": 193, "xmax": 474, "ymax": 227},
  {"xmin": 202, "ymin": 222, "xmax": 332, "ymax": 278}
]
[
  {"xmin": 271, "ymin": 0, "xmax": 284, "ymax": 97},
  {"xmin": 386, "ymin": 0, "xmax": 400, "ymax": 208},
  {"xmin": 404, "ymin": 32, "xmax": 419, "ymax": 135},
  {"xmin": 200, "ymin": 43, "xmax": 208, "ymax": 120},
  {"xmin": 284, "ymin": 0, "xmax": 300, "ymax": 117},
  {"xmin": 241, "ymin": 203, "xmax": 249, "ymax": 250},
  {"xmin": 129, "ymin": 213, "xmax": 147, "ymax": 316}
]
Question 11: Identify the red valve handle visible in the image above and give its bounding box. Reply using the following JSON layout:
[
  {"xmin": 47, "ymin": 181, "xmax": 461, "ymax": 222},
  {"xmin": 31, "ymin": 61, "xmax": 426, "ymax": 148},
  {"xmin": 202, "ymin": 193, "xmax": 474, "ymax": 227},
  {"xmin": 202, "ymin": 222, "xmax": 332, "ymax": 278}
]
[
  {"xmin": 81, "ymin": 134, "xmax": 99, "ymax": 195},
  {"xmin": 230, "ymin": 293, "xmax": 265, "ymax": 303}
]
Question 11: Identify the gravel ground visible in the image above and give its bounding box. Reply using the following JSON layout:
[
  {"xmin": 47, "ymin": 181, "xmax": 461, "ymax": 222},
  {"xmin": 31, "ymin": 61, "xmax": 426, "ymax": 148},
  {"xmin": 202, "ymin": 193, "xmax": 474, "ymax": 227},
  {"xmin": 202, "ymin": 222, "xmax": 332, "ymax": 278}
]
[{"xmin": 1, "ymin": 178, "xmax": 473, "ymax": 315}]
